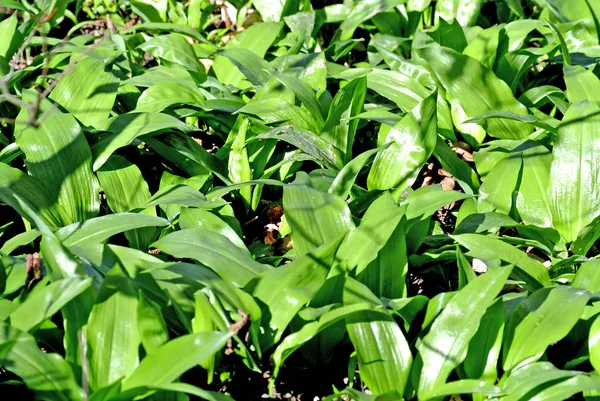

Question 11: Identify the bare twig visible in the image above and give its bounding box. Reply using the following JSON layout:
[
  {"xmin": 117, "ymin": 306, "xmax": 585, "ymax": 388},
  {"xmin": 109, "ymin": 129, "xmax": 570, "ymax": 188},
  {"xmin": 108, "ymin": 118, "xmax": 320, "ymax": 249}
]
[{"xmin": 0, "ymin": 15, "xmax": 108, "ymax": 128}]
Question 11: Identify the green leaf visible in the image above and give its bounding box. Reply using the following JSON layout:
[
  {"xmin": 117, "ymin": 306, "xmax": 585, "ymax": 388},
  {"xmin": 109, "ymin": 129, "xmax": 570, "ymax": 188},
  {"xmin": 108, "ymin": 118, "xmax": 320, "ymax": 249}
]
[
  {"xmin": 0, "ymin": 323, "xmax": 84, "ymax": 401},
  {"xmin": 56, "ymin": 213, "xmax": 168, "ymax": 247},
  {"xmin": 590, "ymin": 315, "xmax": 600, "ymax": 373},
  {"xmin": 10, "ymin": 277, "xmax": 92, "ymax": 332},
  {"xmin": 87, "ymin": 266, "xmax": 140, "ymax": 390},
  {"xmin": 0, "ymin": 163, "xmax": 64, "ymax": 227},
  {"xmin": 452, "ymin": 233, "xmax": 550, "ymax": 291},
  {"xmin": 97, "ymin": 155, "xmax": 157, "ymax": 249},
  {"xmin": 344, "ymin": 278, "xmax": 413, "ymax": 396},
  {"xmin": 137, "ymin": 291, "xmax": 170, "ymax": 354},
  {"xmin": 121, "ymin": 331, "xmax": 231, "ymax": 391},
  {"xmin": 549, "ymin": 101, "xmax": 600, "ymax": 242},
  {"xmin": 49, "ymin": 56, "xmax": 119, "ymax": 127},
  {"xmin": 152, "ymin": 228, "xmax": 269, "ymax": 287},
  {"xmin": 572, "ymin": 260, "xmax": 600, "ymax": 292},
  {"xmin": 135, "ymin": 82, "xmax": 205, "ymax": 113},
  {"xmin": 138, "ymin": 34, "xmax": 204, "ymax": 72},
  {"xmin": 516, "ymin": 142, "xmax": 553, "ymax": 227},
  {"xmin": 416, "ymin": 266, "xmax": 512, "ymax": 398},
  {"xmin": 0, "ymin": 14, "xmax": 22, "ymax": 60},
  {"xmin": 92, "ymin": 112, "xmax": 195, "ymax": 171},
  {"xmin": 180, "ymin": 208, "xmax": 245, "ymax": 249},
  {"xmin": 16, "ymin": 91, "xmax": 100, "ymax": 226},
  {"xmin": 141, "ymin": 184, "xmax": 226, "ymax": 210},
  {"xmin": 283, "ymin": 174, "xmax": 354, "ymax": 256},
  {"xmin": 564, "ymin": 65, "xmax": 600, "ymax": 102},
  {"xmin": 502, "ymin": 286, "xmax": 590, "ymax": 372},
  {"xmin": 463, "ymin": 298, "xmax": 504, "ymax": 382},
  {"xmin": 366, "ymin": 68, "xmax": 432, "ymax": 112},
  {"xmin": 272, "ymin": 303, "xmax": 374, "ymax": 378},
  {"xmin": 499, "ymin": 362, "xmax": 583, "ymax": 401},
  {"xmin": 572, "ymin": 216, "xmax": 600, "ymax": 255},
  {"xmin": 436, "ymin": 0, "xmax": 482, "ymax": 26},
  {"xmin": 248, "ymin": 236, "xmax": 344, "ymax": 349},
  {"xmin": 340, "ymin": 193, "xmax": 403, "ymax": 263},
  {"xmin": 339, "ymin": 0, "xmax": 407, "ymax": 40},
  {"xmin": 328, "ymin": 146, "xmax": 386, "ymax": 199},
  {"xmin": 212, "ymin": 22, "xmax": 283, "ymax": 88},
  {"xmin": 258, "ymin": 126, "xmax": 344, "ymax": 170},
  {"xmin": 419, "ymin": 46, "xmax": 532, "ymax": 140},
  {"xmin": 214, "ymin": 49, "xmax": 274, "ymax": 88},
  {"xmin": 367, "ymin": 92, "xmax": 437, "ymax": 192},
  {"xmin": 321, "ymin": 77, "xmax": 367, "ymax": 161}
]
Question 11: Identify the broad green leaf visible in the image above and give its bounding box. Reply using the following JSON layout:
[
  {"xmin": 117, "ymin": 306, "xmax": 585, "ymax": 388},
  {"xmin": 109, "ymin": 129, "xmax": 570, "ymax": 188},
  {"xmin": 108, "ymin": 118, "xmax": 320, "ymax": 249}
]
[
  {"xmin": 272, "ymin": 303, "xmax": 374, "ymax": 378},
  {"xmin": 339, "ymin": 0, "xmax": 407, "ymax": 40},
  {"xmin": 590, "ymin": 315, "xmax": 600, "ymax": 373},
  {"xmin": 318, "ymin": 77, "xmax": 367, "ymax": 157},
  {"xmin": 0, "ymin": 228, "xmax": 41, "ymax": 255},
  {"xmin": 138, "ymin": 33, "xmax": 204, "ymax": 73},
  {"xmin": 10, "ymin": 277, "xmax": 92, "ymax": 332},
  {"xmin": 0, "ymin": 323, "xmax": 84, "ymax": 401},
  {"xmin": 87, "ymin": 266, "xmax": 140, "ymax": 390},
  {"xmin": 144, "ymin": 133, "xmax": 228, "ymax": 181},
  {"xmin": 121, "ymin": 331, "xmax": 231, "ymax": 391},
  {"xmin": 56, "ymin": 214, "xmax": 168, "ymax": 247},
  {"xmin": 215, "ymin": 48, "xmax": 274, "ymax": 88},
  {"xmin": 16, "ymin": 91, "xmax": 100, "ymax": 225},
  {"xmin": 366, "ymin": 68, "xmax": 432, "ymax": 112},
  {"xmin": 179, "ymin": 208, "xmax": 245, "ymax": 249},
  {"xmin": 338, "ymin": 192, "xmax": 409, "ymax": 298},
  {"xmin": 454, "ymin": 212, "xmax": 518, "ymax": 234},
  {"xmin": 125, "ymin": 65, "xmax": 197, "ymax": 88},
  {"xmin": 572, "ymin": 215, "xmax": 600, "ymax": 255},
  {"xmin": 564, "ymin": 65, "xmax": 600, "ymax": 103},
  {"xmin": 423, "ymin": 380, "xmax": 501, "ymax": 399},
  {"xmin": 452, "ymin": 233, "xmax": 550, "ymax": 291},
  {"xmin": 131, "ymin": 0, "xmax": 167, "ymax": 22},
  {"xmin": 549, "ymin": 101, "xmax": 600, "ymax": 242},
  {"xmin": 345, "ymin": 278, "xmax": 413, "ymax": 396},
  {"xmin": 572, "ymin": 260, "xmax": 600, "ymax": 292},
  {"xmin": 463, "ymin": 298, "xmax": 504, "ymax": 382},
  {"xmin": 416, "ymin": 266, "xmax": 512, "ymax": 398},
  {"xmin": 499, "ymin": 362, "xmax": 583, "ymax": 401},
  {"xmin": 436, "ymin": 0, "xmax": 482, "ymax": 26},
  {"xmin": 502, "ymin": 286, "xmax": 590, "ymax": 372},
  {"xmin": 258, "ymin": 126, "xmax": 344, "ymax": 170},
  {"xmin": 527, "ymin": 374, "xmax": 600, "ymax": 401},
  {"xmin": 478, "ymin": 155, "xmax": 522, "ymax": 216},
  {"xmin": 283, "ymin": 174, "xmax": 354, "ymax": 256},
  {"xmin": 212, "ymin": 22, "xmax": 283, "ymax": 88},
  {"xmin": 152, "ymin": 228, "xmax": 269, "ymax": 287},
  {"xmin": 516, "ymin": 142, "xmax": 553, "ymax": 227},
  {"xmin": 97, "ymin": 155, "xmax": 157, "ymax": 249},
  {"xmin": 0, "ymin": 163, "xmax": 64, "ymax": 227},
  {"xmin": 328, "ymin": 146, "xmax": 386, "ymax": 199},
  {"xmin": 0, "ymin": 14, "xmax": 21, "ymax": 60},
  {"xmin": 248, "ymin": 236, "xmax": 344, "ymax": 349},
  {"xmin": 270, "ymin": 70, "xmax": 325, "ymax": 128},
  {"xmin": 141, "ymin": 184, "xmax": 226, "ymax": 210},
  {"xmin": 137, "ymin": 291, "xmax": 169, "ymax": 354},
  {"xmin": 367, "ymin": 92, "xmax": 437, "ymax": 191},
  {"xmin": 49, "ymin": 57, "xmax": 119, "ymax": 127},
  {"xmin": 92, "ymin": 112, "xmax": 195, "ymax": 171},
  {"xmin": 227, "ymin": 118, "xmax": 252, "ymax": 208},
  {"xmin": 419, "ymin": 46, "xmax": 532, "ymax": 140},
  {"xmin": 135, "ymin": 82, "xmax": 205, "ymax": 113}
]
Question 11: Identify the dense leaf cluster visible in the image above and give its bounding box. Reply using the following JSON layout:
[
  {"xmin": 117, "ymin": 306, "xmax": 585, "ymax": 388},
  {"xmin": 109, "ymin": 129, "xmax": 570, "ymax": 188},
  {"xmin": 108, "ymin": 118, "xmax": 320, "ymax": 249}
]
[{"xmin": 1, "ymin": 0, "xmax": 600, "ymax": 400}]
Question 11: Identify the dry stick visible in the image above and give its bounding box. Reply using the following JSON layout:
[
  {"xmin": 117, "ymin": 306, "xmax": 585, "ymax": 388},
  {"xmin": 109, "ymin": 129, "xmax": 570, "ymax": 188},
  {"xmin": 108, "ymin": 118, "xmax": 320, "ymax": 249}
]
[{"xmin": 0, "ymin": 18, "xmax": 108, "ymax": 127}]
